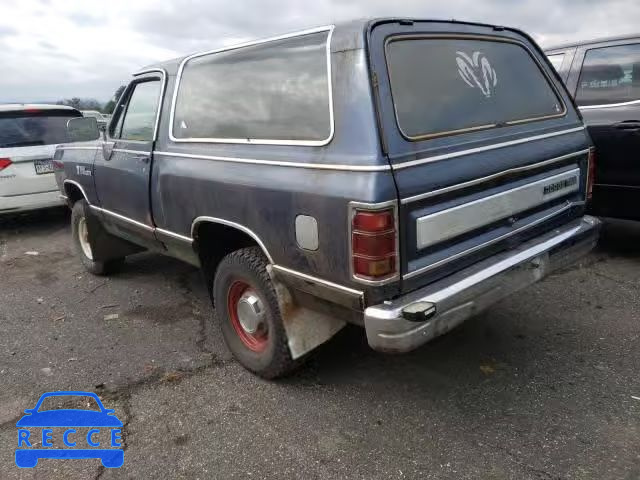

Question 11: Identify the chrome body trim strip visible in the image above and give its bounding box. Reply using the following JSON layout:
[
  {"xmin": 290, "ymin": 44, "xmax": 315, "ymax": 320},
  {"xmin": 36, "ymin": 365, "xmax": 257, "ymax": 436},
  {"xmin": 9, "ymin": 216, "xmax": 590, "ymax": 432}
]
[
  {"xmin": 392, "ymin": 126, "xmax": 586, "ymax": 170},
  {"xmin": 155, "ymin": 128, "xmax": 585, "ymax": 172},
  {"xmin": 580, "ymin": 99, "xmax": 640, "ymax": 110},
  {"xmin": 57, "ymin": 146, "xmax": 100, "ymax": 151},
  {"xmin": 168, "ymin": 26, "xmax": 335, "ymax": 147},
  {"xmin": 155, "ymin": 228, "xmax": 193, "ymax": 243},
  {"xmin": 90, "ymin": 205, "xmax": 155, "ymax": 232},
  {"xmin": 271, "ymin": 265, "xmax": 364, "ymax": 297},
  {"xmin": 404, "ymin": 200, "xmax": 582, "ymax": 280},
  {"xmin": 111, "ymin": 149, "xmax": 151, "ymax": 155},
  {"xmin": 415, "ymin": 168, "xmax": 581, "ymax": 250},
  {"xmin": 401, "ymin": 149, "xmax": 590, "ymax": 204},
  {"xmin": 191, "ymin": 216, "xmax": 274, "ymax": 263},
  {"xmin": 153, "ymin": 151, "xmax": 389, "ymax": 172}
]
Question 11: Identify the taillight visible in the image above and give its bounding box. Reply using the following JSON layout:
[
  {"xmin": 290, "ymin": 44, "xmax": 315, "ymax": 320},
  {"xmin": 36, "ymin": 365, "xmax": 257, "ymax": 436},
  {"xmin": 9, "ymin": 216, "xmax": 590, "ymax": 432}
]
[
  {"xmin": 351, "ymin": 206, "xmax": 398, "ymax": 282},
  {"xmin": 0, "ymin": 158, "xmax": 12, "ymax": 171},
  {"xmin": 587, "ymin": 147, "xmax": 596, "ymax": 201}
]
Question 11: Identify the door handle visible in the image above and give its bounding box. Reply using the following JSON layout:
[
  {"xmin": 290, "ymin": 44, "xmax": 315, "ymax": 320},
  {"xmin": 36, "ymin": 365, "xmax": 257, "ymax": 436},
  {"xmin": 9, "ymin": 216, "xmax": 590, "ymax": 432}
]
[{"xmin": 614, "ymin": 120, "xmax": 640, "ymax": 131}]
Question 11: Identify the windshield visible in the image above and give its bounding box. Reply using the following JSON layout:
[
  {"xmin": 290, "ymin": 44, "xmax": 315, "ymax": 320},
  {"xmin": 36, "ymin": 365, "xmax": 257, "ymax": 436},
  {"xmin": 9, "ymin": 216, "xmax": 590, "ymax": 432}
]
[
  {"xmin": 385, "ymin": 36, "xmax": 565, "ymax": 140},
  {"xmin": 0, "ymin": 112, "xmax": 80, "ymax": 148}
]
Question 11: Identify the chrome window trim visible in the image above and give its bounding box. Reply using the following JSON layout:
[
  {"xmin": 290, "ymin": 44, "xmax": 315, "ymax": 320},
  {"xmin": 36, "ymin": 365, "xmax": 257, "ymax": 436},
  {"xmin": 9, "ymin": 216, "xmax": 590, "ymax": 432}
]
[
  {"xmin": 271, "ymin": 265, "xmax": 364, "ymax": 297},
  {"xmin": 90, "ymin": 205, "xmax": 154, "ymax": 232},
  {"xmin": 153, "ymin": 150, "xmax": 388, "ymax": 172},
  {"xmin": 404, "ymin": 200, "xmax": 582, "ymax": 280},
  {"xmin": 348, "ymin": 199, "xmax": 400, "ymax": 286},
  {"xmin": 108, "ymin": 68, "xmax": 167, "ymax": 143},
  {"xmin": 579, "ymin": 98, "xmax": 640, "ymax": 110},
  {"xmin": 415, "ymin": 168, "xmax": 581, "ymax": 250},
  {"xmin": 132, "ymin": 68, "xmax": 167, "ymax": 143},
  {"xmin": 401, "ymin": 149, "xmax": 590, "ymax": 204},
  {"xmin": 191, "ymin": 216, "xmax": 274, "ymax": 263},
  {"xmin": 62, "ymin": 179, "xmax": 90, "ymax": 201},
  {"xmin": 168, "ymin": 26, "xmax": 335, "ymax": 147},
  {"xmin": 384, "ymin": 34, "xmax": 568, "ymax": 142},
  {"xmin": 392, "ymin": 126, "xmax": 585, "ymax": 170}
]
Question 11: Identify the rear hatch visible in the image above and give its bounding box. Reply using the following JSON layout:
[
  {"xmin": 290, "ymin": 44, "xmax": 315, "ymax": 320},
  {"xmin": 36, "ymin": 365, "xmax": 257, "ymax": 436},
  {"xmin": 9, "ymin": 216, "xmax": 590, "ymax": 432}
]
[
  {"xmin": 367, "ymin": 20, "xmax": 592, "ymax": 293},
  {"xmin": 0, "ymin": 108, "xmax": 80, "ymax": 199}
]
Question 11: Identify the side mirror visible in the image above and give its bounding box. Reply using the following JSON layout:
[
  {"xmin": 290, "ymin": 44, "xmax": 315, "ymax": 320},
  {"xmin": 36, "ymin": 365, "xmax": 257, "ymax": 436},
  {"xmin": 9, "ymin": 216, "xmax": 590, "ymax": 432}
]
[{"xmin": 67, "ymin": 117, "xmax": 101, "ymax": 143}]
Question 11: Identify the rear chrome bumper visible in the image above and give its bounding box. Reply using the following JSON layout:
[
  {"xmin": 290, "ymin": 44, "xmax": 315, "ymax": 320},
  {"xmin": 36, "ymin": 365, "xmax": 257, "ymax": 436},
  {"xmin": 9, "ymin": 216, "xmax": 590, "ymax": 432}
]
[{"xmin": 364, "ymin": 215, "xmax": 600, "ymax": 353}]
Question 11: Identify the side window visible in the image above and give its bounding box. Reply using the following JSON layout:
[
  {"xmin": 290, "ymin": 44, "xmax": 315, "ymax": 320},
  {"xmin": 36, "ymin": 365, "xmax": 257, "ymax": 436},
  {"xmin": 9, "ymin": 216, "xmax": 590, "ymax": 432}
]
[
  {"xmin": 119, "ymin": 80, "xmax": 161, "ymax": 141},
  {"xmin": 576, "ymin": 43, "xmax": 640, "ymax": 106},
  {"xmin": 547, "ymin": 53, "xmax": 564, "ymax": 72},
  {"xmin": 172, "ymin": 30, "xmax": 331, "ymax": 144}
]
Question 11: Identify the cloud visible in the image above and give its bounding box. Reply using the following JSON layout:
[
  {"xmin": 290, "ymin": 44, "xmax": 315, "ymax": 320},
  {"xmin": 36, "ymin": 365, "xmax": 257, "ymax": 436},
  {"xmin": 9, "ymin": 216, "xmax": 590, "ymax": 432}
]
[{"xmin": 0, "ymin": 0, "xmax": 639, "ymax": 102}]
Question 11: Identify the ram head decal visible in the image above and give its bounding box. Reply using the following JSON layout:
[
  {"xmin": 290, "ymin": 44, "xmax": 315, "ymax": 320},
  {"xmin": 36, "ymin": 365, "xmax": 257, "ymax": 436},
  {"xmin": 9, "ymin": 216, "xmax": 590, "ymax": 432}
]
[{"xmin": 456, "ymin": 51, "xmax": 498, "ymax": 98}]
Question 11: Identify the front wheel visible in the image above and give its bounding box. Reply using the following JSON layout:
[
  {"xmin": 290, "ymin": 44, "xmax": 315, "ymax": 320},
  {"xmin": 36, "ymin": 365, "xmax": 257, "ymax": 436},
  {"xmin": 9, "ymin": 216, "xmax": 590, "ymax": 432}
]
[
  {"xmin": 213, "ymin": 247, "xmax": 298, "ymax": 379},
  {"xmin": 71, "ymin": 200, "xmax": 124, "ymax": 276}
]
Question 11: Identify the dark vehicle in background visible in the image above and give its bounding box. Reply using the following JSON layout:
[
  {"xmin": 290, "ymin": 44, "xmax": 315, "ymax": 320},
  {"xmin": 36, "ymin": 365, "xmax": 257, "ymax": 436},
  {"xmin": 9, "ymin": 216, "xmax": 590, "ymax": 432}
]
[
  {"xmin": 547, "ymin": 35, "xmax": 640, "ymax": 221},
  {"xmin": 55, "ymin": 19, "xmax": 599, "ymax": 378},
  {"xmin": 0, "ymin": 104, "xmax": 81, "ymax": 214}
]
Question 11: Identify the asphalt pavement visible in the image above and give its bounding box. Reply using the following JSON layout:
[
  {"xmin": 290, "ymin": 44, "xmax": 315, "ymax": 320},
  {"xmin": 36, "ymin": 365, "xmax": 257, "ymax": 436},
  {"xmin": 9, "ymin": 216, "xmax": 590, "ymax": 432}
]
[{"xmin": 0, "ymin": 208, "xmax": 639, "ymax": 479}]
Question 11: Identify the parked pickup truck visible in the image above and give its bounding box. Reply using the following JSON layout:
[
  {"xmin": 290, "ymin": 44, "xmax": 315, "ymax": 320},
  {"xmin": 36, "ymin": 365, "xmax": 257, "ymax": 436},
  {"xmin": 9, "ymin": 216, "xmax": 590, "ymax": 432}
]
[{"xmin": 55, "ymin": 18, "xmax": 600, "ymax": 378}]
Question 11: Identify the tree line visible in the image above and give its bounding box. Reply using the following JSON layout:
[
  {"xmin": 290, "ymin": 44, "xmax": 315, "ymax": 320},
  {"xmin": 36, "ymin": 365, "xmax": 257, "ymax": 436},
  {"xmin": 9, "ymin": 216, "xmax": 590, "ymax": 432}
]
[{"xmin": 56, "ymin": 85, "xmax": 126, "ymax": 114}]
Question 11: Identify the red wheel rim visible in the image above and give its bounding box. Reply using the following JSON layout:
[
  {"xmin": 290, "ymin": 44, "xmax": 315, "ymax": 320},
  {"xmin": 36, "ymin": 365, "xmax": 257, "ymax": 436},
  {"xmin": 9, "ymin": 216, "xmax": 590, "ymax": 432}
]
[{"xmin": 227, "ymin": 280, "xmax": 269, "ymax": 352}]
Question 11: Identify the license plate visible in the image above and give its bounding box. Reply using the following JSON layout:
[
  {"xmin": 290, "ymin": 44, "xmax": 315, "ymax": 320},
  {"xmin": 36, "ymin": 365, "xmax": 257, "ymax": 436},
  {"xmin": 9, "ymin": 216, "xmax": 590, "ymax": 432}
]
[{"xmin": 34, "ymin": 159, "xmax": 54, "ymax": 175}]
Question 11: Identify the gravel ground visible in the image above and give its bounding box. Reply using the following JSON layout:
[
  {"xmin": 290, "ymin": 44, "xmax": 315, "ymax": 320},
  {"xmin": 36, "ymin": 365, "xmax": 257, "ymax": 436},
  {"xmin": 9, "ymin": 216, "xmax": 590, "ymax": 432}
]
[{"xmin": 0, "ymin": 208, "xmax": 639, "ymax": 479}]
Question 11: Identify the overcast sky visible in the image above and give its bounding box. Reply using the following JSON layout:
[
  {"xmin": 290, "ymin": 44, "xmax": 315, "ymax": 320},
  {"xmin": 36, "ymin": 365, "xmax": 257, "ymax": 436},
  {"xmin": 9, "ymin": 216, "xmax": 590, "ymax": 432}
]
[{"xmin": 1, "ymin": 0, "xmax": 638, "ymax": 103}]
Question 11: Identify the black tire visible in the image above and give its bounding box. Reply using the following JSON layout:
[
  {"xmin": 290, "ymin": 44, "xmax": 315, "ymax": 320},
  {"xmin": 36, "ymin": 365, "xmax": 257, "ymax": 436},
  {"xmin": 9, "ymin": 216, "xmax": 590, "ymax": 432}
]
[
  {"xmin": 71, "ymin": 200, "xmax": 124, "ymax": 276},
  {"xmin": 213, "ymin": 247, "xmax": 298, "ymax": 379}
]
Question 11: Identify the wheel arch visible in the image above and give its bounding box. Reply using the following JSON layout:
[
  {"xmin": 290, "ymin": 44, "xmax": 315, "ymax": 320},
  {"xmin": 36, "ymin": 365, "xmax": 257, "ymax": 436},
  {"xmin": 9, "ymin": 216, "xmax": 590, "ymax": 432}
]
[
  {"xmin": 192, "ymin": 217, "xmax": 274, "ymax": 293},
  {"xmin": 63, "ymin": 180, "xmax": 89, "ymax": 205}
]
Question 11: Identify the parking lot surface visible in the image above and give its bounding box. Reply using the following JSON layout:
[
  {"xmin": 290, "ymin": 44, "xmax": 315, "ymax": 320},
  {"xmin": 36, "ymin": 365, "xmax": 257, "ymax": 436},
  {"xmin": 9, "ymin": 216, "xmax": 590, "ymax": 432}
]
[{"xmin": 0, "ymin": 208, "xmax": 639, "ymax": 479}]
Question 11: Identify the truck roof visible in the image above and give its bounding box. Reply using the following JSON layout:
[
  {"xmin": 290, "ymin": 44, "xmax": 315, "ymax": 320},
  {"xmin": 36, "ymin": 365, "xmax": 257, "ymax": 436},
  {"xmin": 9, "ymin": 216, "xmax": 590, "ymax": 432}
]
[
  {"xmin": 545, "ymin": 33, "xmax": 640, "ymax": 52},
  {"xmin": 136, "ymin": 17, "xmax": 528, "ymax": 75}
]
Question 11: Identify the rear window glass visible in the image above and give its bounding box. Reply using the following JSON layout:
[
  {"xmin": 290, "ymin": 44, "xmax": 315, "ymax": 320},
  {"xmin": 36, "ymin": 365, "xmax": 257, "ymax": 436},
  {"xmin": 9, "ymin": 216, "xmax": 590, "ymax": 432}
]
[
  {"xmin": 172, "ymin": 30, "xmax": 332, "ymax": 144},
  {"xmin": 0, "ymin": 112, "xmax": 79, "ymax": 148},
  {"xmin": 386, "ymin": 37, "xmax": 565, "ymax": 140},
  {"xmin": 576, "ymin": 43, "xmax": 640, "ymax": 107}
]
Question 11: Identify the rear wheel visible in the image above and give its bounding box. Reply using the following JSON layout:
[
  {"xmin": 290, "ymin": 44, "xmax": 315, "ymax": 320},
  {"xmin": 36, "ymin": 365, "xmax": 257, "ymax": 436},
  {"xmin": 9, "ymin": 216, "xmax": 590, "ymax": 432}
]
[
  {"xmin": 71, "ymin": 200, "xmax": 124, "ymax": 276},
  {"xmin": 213, "ymin": 247, "xmax": 298, "ymax": 379}
]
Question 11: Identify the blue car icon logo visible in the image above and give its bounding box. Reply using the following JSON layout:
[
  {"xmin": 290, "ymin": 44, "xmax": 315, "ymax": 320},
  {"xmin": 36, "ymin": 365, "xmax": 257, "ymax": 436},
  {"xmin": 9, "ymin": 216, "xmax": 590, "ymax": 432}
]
[{"xmin": 15, "ymin": 391, "xmax": 124, "ymax": 468}]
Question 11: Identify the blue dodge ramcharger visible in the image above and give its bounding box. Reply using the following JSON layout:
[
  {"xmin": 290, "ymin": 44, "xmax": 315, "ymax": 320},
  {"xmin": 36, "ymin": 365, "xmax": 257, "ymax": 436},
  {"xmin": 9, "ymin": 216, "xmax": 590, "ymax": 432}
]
[{"xmin": 54, "ymin": 18, "xmax": 600, "ymax": 378}]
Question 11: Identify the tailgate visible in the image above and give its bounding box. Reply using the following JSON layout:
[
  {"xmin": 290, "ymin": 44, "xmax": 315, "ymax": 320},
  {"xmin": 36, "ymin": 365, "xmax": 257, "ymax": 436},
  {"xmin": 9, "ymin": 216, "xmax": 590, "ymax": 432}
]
[{"xmin": 367, "ymin": 20, "xmax": 592, "ymax": 293}]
